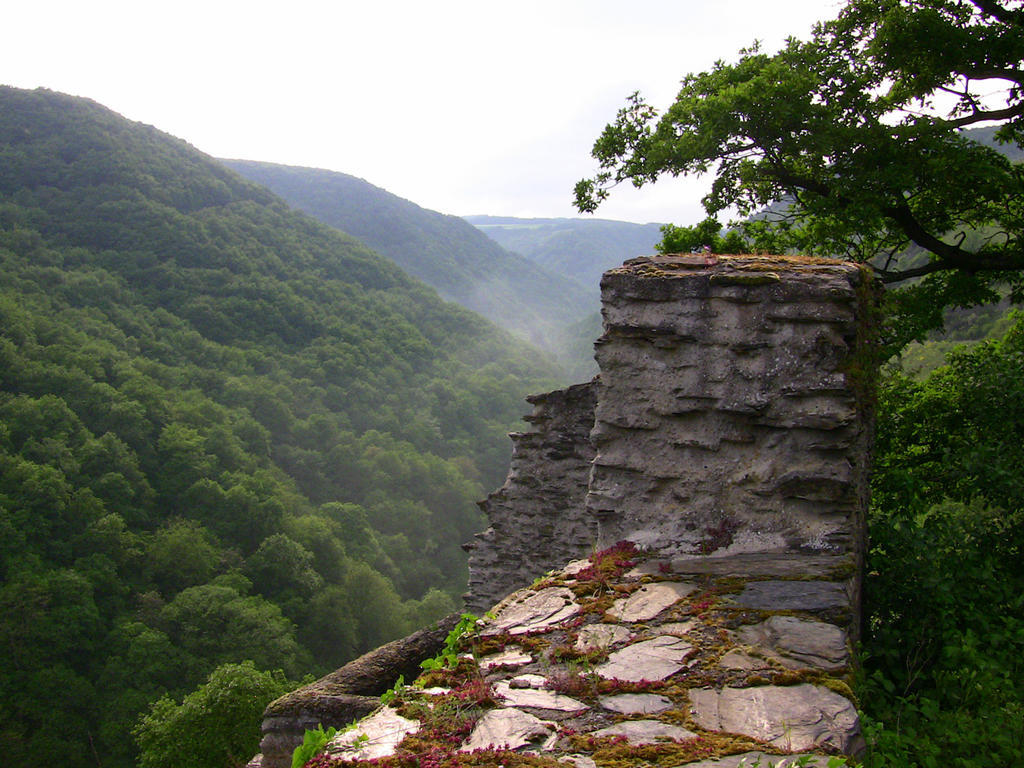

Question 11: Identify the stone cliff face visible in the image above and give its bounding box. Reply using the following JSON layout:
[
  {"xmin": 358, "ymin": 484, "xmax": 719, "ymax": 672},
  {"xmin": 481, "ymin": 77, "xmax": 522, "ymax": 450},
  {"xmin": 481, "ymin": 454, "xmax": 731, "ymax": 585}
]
[
  {"xmin": 258, "ymin": 254, "xmax": 878, "ymax": 768},
  {"xmin": 465, "ymin": 382, "xmax": 597, "ymax": 611},
  {"xmin": 467, "ymin": 254, "xmax": 876, "ymax": 618}
]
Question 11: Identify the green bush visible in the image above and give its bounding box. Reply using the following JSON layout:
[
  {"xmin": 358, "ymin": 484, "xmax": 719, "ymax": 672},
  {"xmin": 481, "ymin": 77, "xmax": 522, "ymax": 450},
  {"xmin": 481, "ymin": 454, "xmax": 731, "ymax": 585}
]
[
  {"xmin": 863, "ymin": 316, "xmax": 1024, "ymax": 766},
  {"xmin": 134, "ymin": 661, "xmax": 292, "ymax": 768}
]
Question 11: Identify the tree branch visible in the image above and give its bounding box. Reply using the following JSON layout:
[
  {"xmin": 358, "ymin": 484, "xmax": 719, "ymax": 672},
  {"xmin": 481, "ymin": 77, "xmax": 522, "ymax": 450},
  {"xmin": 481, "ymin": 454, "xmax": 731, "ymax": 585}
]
[
  {"xmin": 968, "ymin": 0, "xmax": 1024, "ymax": 26},
  {"xmin": 963, "ymin": 67, "xmax": 1024, "ymax": 84},
  {"xmin": 764, "ymin": 167, "xmax": 1024, "ymax": 282},
  {"xmin": 946, "ymin": 101, "xmax": 1024, "ymax": 128}
]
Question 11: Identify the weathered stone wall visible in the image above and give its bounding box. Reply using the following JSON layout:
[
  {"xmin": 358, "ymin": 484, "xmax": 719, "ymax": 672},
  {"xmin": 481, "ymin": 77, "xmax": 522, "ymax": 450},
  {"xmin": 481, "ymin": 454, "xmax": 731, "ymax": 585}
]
[
  {"xmin": 467, "ymin": 254, "xmax": 876, "ymax": 630},
  {"xmin": 588, "ymin": 254, "xmax": 874, "ymax": 563},
  {"xmin": 464, "ymin": 381, "xmax": 598, "ymax": 611}
]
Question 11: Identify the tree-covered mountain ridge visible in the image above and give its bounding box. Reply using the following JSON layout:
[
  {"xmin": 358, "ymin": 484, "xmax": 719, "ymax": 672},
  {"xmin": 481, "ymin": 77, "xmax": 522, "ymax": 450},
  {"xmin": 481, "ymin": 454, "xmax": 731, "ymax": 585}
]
[
  {"xmin": 221, "ymin": 159, "xmax": 591, "ymax": 370},
  {"xmin": 0, "ymin": 85, "xmax": 560, "ymax": 768},
  {"xmin": 464, "ymin": 214, "xmax": 665, "ymax": 298}
]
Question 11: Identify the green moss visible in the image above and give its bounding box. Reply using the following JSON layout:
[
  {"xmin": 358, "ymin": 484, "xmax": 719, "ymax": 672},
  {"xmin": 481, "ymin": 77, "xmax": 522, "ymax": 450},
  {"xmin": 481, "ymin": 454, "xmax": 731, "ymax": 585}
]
[
  {"xmin": 841, "ymin": 263, "xmax": 884, "ymax": 410},
  {"xmin": 825, "ymin": 555, "xmax": 858, "ymax": 581},
  {"xmin": 751, "ymin": 669, "xmax": 859, "ymax": 707},
  {"xmin": 549, "ymin": 641, "xmax": 609, "ymax": 666},
  {"xmin": 573, "ymin": 731, "xmax": 783, "ymax": 768}
]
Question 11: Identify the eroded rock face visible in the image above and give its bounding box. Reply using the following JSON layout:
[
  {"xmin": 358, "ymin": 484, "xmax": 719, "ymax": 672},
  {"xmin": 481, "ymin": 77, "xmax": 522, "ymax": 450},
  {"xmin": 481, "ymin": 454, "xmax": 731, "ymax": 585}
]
[
  {"xmin": 588, "ymin": 255, "xmax": 874, "ymax": 564},
  {"xmin": 466, "ymin": 255, "xmax": 876, "ymax": 638},
  {"xmin": 258, "ymin": 256, "xmax": 876, "ymax": 768},
  {"xmin": 465, "ymin": 381, "xmax": 598, "ymax": 611}
]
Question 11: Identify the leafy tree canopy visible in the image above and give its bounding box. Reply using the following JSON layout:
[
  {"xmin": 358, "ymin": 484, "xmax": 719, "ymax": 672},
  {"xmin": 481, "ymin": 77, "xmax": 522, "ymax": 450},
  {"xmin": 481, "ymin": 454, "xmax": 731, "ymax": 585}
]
[
  {"xmin": 0, "ymin": 86, "xmax": 560, "ymax": 768},
  {"xmin": 575, "ymin": 0, "xmax": 1024, "ymax": 348}
]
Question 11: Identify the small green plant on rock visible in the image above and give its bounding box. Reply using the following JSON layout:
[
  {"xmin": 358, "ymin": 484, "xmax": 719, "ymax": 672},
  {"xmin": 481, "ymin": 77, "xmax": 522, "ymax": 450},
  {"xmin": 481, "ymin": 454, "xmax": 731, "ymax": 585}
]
[
  {"xmin": 420, "ymin": 613, "xmax": 479, "ymax": 672},
  {"xmin": 380, "ymin": 674, "xmax": 406, "ymax": 706},
  {"xmin": 292, "ymin": 723, "xmax": 337, "ymax": 768}
]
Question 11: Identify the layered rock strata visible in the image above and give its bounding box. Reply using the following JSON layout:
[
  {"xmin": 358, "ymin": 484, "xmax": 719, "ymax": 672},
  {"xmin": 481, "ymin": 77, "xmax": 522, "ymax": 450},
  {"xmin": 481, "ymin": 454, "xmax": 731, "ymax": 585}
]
[
  {"xmin": 468, "ymin": 254, "xmax": 876, "ymax": 627},
  {"xmin": 465, "ymin": 381, "xmax": 598, "ymax": 611},
  {"xmin": 258, "ymin": 254, "xmax": 877, "ymax": 768},
  {"xmin": 588, "ymin": 254, "xmax": 874, "ymax": 564}
]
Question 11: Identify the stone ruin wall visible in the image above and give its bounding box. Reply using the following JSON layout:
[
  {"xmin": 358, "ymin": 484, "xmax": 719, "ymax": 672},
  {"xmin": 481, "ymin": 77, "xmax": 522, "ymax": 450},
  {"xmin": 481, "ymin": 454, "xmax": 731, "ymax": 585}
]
[{"xmin": 467, "ymin": 254, "xmax": 876, "ymax": 626}]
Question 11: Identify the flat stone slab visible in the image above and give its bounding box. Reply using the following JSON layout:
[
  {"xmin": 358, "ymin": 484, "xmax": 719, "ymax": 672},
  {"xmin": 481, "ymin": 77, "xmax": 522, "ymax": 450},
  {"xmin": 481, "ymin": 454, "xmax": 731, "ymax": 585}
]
[
  {"xmin": 459, "ymin": 708, "xmax": 556, "ymax": 752},
  {"xmin": 494, "ymin": 680, "xmax": 589, "ymax": 712},
  {"xmin": 482, "ymin": 587, "xmax": 581, "ymax": 636},
  {"xmin": 575, "ymin": 623, "xmax": 631, "ymax": 651},
  {"xmin": 560, "ymin": 559, "xmax": 592, "ymax": 576},
  {"xmin": 656, "ymin": 619, "xmax": 697, "ymax": 636},
  {"xmin": 599, "ymin": 692, "xmax": 674, "ymax": 714},
  {"xmin": 559, "ymin": 756, "xmax": 598, "ymax": 768},
  {"xmin": 591, "ymin": 719, "xmax": 696, "ymax": 745},
  {"xmin": 479, "ymin": 646, "xmax": 534, "ymax": 671},
  {"xmin": 736, "ymin": 615, "xmax": 849, "ymax": 671},
  {"xmin": 596, "ymin": 635, "xmax": 694, "ymax": 682},
  {"xmin": 684, "ymin": 752, "xmax": 836, "ymax": 768},
  {"xmin": 735, "ymin": 581, "xmax": 849, "ymax": 611},
  {"xmin": 689, "ymin": 684, "xmax": 861, "ymax": 754},
  {"xmin": 719, "ymin": 649, "xmax": 771, "ymax": 671},
  {"xmin": 667, "ymin": 553, "xmax": 849, "ymax": 579},
  {"xmin": 324, "ymin": 706, "xmax": 420, "ymax": 761},
  {"xmin": 607, "ymin": 581, "xmax": 696, "ymax": 622},
  {"xmin": 507, "ymin": 673, "xmax": 548, "ymax": 688}
]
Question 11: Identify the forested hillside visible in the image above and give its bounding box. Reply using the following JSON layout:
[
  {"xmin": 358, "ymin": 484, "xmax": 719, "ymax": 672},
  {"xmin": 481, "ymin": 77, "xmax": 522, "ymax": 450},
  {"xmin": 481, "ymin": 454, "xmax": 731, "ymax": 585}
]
[
  {"xmin": 220, "ymin": 160, "xmax": 589, "ymax": 372},
  {"xmin": 465, "ymin": 215, "xmax": 664, "ymax": 299},
  {"xmin": 0, "ymin": 86, "xmax": 559, "ymax": 767}
]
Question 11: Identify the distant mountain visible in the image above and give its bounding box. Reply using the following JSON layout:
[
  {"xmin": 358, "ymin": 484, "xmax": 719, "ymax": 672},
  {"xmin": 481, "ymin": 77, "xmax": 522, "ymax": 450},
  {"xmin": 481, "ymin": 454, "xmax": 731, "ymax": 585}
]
[
  {"xmin": 966, "ymin": 125, "xmax": 1024, "ymax": 162},
  {"xmin": 465, "ymin": 215, "xmax": 664, "ymax": 299},
  {"xmin": 0, "ymin": 86, "xmax": 560, "ymax": 767},
  {"xmin": 221, "ymin": 160, "xmax": 590, "ymax": 369}
]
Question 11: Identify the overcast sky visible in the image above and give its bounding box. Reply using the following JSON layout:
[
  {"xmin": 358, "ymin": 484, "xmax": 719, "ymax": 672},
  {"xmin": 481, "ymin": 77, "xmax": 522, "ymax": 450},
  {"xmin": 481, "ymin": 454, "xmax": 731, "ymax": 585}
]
[{"xmin": 3, "ymin": 0, "xmax": 841, "ymax": 224}]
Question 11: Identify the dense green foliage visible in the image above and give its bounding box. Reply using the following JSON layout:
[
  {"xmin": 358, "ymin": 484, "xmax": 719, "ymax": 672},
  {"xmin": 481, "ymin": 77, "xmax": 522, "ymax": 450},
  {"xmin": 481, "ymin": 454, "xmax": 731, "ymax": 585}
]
[
  {"xmin": 656, "ymin": 218, "xmax": 749, "ymax": 255},
  {"xmin": 864, "ymin": 315, "xmax": 1024, "ymax": 766},
  {"xmin": 576, "ymin": 0, "xmax": 1024, "ymax": 349},
  {"xmin": 134, "ymin": 662, "xmax": 294, "ymax": 768},
  {"xmin": 221, "ymin": 161, "xmax": 588, "ymax": 372},
  {"xmin": 0, "ymin": 86, "xmax": 558, "ymax": 767},
  {"xmin": 464, "ymin": 215, "xmax": 666, "ymax": 378}
]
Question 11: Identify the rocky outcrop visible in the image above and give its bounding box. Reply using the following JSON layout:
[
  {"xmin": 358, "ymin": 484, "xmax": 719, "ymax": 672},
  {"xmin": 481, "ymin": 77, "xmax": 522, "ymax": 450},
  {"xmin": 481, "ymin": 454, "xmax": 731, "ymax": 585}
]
[
  {"xmin": 468, "ymin": 254, "xmax": 877, "ymax": 633},
  {"xmin": 259, "ymin": 254, "xmax": 878, "ymax": 768},
  {"xmin": 587, "ymin": 254, "xmax": 874, "ymax": 564},
  {"xmin": 257, "ymin": 613, "xmax": 460, "ymax": 768},
  {"xmin": 304, "ymin": 544, "xmax": 863, "ymax": 767},
  {"xmin": 465, "ymin": 381, "xmax": 598, "ymax": 611}
]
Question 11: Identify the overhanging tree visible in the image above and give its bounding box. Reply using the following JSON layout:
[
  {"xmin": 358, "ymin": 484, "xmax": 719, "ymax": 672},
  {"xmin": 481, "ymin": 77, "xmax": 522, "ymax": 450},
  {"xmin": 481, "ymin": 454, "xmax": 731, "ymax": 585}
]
[{"xmin": 575, "ymin": 0, "xmax": 1024, "ymax": 347}]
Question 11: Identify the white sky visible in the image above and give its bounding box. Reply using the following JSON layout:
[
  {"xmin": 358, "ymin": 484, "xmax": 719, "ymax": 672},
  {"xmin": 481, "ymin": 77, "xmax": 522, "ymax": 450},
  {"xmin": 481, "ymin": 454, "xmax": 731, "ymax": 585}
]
[{"xmin": 2, "ymin": 0, "xmax": 842, "ymax": 224}]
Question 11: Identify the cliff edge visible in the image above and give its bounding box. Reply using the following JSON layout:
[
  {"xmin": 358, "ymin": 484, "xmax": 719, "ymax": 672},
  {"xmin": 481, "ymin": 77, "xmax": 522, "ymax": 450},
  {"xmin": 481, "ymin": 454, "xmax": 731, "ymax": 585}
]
[{"xmin": 257, "ymin": 254, "xmax": 878, "ymax": 768}]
